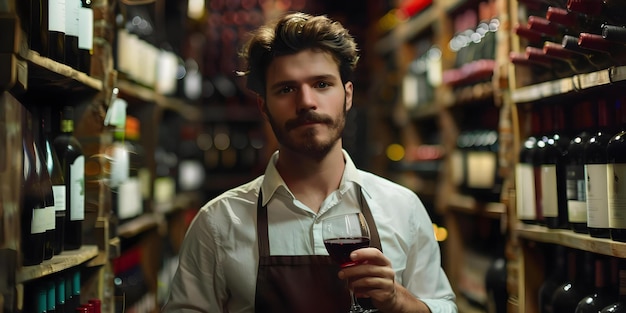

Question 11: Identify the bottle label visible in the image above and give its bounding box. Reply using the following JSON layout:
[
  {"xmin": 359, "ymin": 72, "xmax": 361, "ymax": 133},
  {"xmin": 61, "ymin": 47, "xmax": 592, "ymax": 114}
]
[
  {"xmin": 110, "ymin": 144, "xmax": 129, "ymax": 188},
  {"xmin": 44, "ymin": 205, "xmax": 56, "ymax": 230},
  {"xmin": 49, "ymin": 0, "xmax": 67, "ymax": 33},
  {"xmin": 70, "ymin": 155, "xmax": 85, "ymax": 221},
  {"xmin": 118, "ymin": 177, "xmax": 142, "ymax": 220},
  {"xmin": 585, "ymin": 164, "xmax": 610, "ymax": 228},
  {"xmin": 541, "ymin": 165, "xmax": 558, "ymax": 218},
  {"xmin": 31, "ymin": 206, "xmax": 47, "ymax": 234},
  {"xmin": 516, "ymin": 164, "xmax": 536, "ymax": 220},
  {"xmin": 65, "ymin": 0, "xmax": 79, "ymax": 37},
  {"xmin": 466, "ymin": 151, "xmax": 496, "ymax": 189},
  {"xmin": 78, "ymin": 7, "xmax": 93, "ymax": 50},
  {"xmin": 53, "ymin": 185, "xmax": 66, "ymax": 212},
  {"xmin": 566, "ymin": 164, "xmax": 587, "ymax": 223},
  {"xmin": 609, "ymin": 163, "xmax": 626, "ymax": 228}
]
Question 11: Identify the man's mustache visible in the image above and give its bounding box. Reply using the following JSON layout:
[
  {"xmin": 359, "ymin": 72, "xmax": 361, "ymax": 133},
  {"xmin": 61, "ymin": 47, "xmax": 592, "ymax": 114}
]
[{"xmin": 285, "ymin": 112, "xmax": 333, "ymax": 131}]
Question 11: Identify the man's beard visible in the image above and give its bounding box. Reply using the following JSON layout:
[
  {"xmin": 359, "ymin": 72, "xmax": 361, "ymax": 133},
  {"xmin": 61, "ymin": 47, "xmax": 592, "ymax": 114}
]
[{"xmin": 265, "ymin": 100, "xmax": 347, "ymax": 161}]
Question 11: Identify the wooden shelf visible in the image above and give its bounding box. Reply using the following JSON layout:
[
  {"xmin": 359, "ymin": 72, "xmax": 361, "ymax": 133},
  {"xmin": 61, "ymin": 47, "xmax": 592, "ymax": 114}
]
[
  {"xmin": 17, "ymin": 245, "xmax": 99, "ymax": 283},
  {"xmin": 117, "ymin": 79, "xmax": 202, "ymax": 122},
  {"xmin": 117, "ymin": 213, "xmax": 162, "ymax": 239},
  {"xmin": 17, "ymin": 49, "xmax": 103, "ymax": 94},
  {"xmin": 516, "ymin": 223, "xmax": 626, "ymax": 258},
  {"xmin": 447, "ymin": 193, "xmax": 506, "ymax": 219},
  {"xmin": 511, "ymin": 65, "xmax": 626, "ymax": 104}
]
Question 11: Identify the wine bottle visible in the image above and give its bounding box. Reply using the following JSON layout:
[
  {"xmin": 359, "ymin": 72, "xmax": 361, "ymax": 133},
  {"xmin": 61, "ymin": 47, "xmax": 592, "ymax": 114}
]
[
  {"xmin": 56, "ymin": 275, "xmax": 66, "ymax": 313},
  {"xmin": 41, "ymin": 106, "xmax": 66, "ymax": 254},
  {"xmin": 585, "ymin": 98, "xmax": 619, "ymax": 238},
  {"xmin": 27, "ymin": 0, "xmax": 50, "ymax": 57},
  {"xmin": 543, "ymin": 41, "xmax": 599, "ymax": 73},
  {"xmin": 600, "ymin": 259, "xmax": 626, "ymax": 313},
  {"xmin": 517, "ymin": 110, "xmax": 540, "ymax": 224},
  {"xmin": 21, "ymin": 111, "xmax": 46, "ymax": 266},
  {"xmin": 53, "ymin": 106, "xmax": 84, "ymax": 251},
  {"xmin": 578, "ymin": 33, "xmax": 626, "ymax": 66},
  {"xmin": 514, "ymin": 24, "xmax": 558, "ymax": 48},
  {"xmin": 551, "ymin": 250, "xmax": 594, "ymax": 312},
  {"xmin": 64, "ymin": 0, "xmax": 79, "ymax": 69},
  {"xmin": 566, "ymin": 101, "xmax": 594, "ymax": 234},
  {"xmin": 607, "ymin": 106, "xmax": 626, "ymax": 242},
  {"xmin": 110, "ymin": 116, "xmax": 144, "ymax": 222},
  {"xmin": 546, "ymin": 6, "xmax": 603, "ymax": 35},
  {"xmin": 539, "ymin": 105, "xmax": 570, "ymax": 229},
  {"xmin": 77, "ymin": 0, "xmax": 93, "ymax": 73},
  {"xmin": 603, "ymin": 24, "xmax": 626, "ymax": 44},
  {"xmin": 46, "ymin": 281, "xmax": 56, "ymax": 313},
  {"xmin": 567, "ymin": 0, "xmax": 626, "ymax": 27},
  {"xmin": 33, "ymin": 126, "xmax": 56, "ymax": 261},
  {"xmin": 575, "ymin": 255, "xmax": 618, "ymax": 313},
  {"xmin": 525, "ymin": 47, "xmax": 577, "ymax": 78},
  {"xmin": 561, "ymin": 35, "xmax": 614, "ymax": 70},
  {"xmin": 538, "ymin": 245, "xmax": 567, "ymax": 313},
  {"xmin": 48, "ymin": 0, "xmax": 66, "ymax": 62}
]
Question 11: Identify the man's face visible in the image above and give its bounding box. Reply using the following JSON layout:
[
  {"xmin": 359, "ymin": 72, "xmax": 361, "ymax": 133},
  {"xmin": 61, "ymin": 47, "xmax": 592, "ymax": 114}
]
[{"xmin": 259, "ymin": 49, "xmax": 353, "ymax": 159}]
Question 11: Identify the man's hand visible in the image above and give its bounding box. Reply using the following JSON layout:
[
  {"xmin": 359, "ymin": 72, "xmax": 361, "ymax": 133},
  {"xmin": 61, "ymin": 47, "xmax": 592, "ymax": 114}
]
[{"xmin": 338, "ymin": 248, "xmax": 432, "ymax": 313}]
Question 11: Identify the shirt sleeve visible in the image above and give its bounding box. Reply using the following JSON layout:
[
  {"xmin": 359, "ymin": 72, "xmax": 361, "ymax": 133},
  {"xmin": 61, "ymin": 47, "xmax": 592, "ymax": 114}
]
[
  {"xmin": 161, "ymin": 208, "xmax": 227, "ymax": 312},
  {"xmin": 403, "ymin": 196, "xmax": 458, "ymax": 313}
]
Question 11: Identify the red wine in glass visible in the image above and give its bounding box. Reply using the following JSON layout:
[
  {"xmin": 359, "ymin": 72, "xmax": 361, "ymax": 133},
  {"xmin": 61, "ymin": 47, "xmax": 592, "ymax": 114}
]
[{"xmin": 324, "ymin": 237, "xmax": 371, "ymax": 267}]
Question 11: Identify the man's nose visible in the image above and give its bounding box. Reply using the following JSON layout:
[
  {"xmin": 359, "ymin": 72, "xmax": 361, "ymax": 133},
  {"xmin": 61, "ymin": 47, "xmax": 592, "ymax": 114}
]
[{"xmin": 296, "ymin": 85, "xmax": 317, "ymax": 111}]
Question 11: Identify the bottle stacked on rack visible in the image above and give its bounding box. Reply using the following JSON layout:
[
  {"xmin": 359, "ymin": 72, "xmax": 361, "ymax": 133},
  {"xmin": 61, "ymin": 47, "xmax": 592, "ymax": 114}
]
[
  {"xmin": 584, "ymin": 97, "xmax": 619, "ymax": 239},
  {"xmin": 21, "ymin": 108, "xmax": 52, "ymax": 266},
  {"xmin": 513, "ymin": 0, "xmax": 626, "ymax": 85},
  {"xmin": 53, "ymin": 106, "xmax": 85, "ymax": 251},
  {"xmin": 16, "ymin": 0, "xmax": 94, "ymax": 73}
]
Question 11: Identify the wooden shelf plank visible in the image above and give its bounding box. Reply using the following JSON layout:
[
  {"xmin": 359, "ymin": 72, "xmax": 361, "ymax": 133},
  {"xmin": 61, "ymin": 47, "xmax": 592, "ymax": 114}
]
[
  {"xmin": 116, "ymin": 79, "xmax": 202, "ymax": 122},
  {"xmin": 17, "ymin": 245, "xmax": 99, "ymax": 283},
  {"xmin": 18, "ymin": 49, "xmax": 103, "ymax": 93},
  {"xmin": 516, "ymin": 223, "xmax": 626, "ymax": 258},
  {"xmin": 511, "ymin": 65, "xmax": 626, "ymax": 103},
  {"xmin": 117, "ymin": 213, "xmax": 162, "ymax": 238},
  {"xmin": 447, "ymin": 193, "xmax": 506, "ymax": 219}
]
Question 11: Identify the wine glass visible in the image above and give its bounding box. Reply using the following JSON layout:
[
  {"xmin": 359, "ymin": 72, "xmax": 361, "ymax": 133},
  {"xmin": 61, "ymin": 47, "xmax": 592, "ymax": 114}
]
[{"xmin": 322, "ymin": 212, "xmax": 372, "ymax": 313}]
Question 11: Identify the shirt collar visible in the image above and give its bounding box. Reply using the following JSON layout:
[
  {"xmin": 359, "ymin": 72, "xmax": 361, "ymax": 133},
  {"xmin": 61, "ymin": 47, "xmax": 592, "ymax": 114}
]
[{"xmin": 259, "ymin": 150, "xmax": 366, "ymax": 206}]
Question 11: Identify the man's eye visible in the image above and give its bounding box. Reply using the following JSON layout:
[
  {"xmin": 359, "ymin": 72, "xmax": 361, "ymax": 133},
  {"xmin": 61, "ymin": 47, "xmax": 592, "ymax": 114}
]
[
  {"xmin": 316, "ymin": 81, "xmax": 330, "ymax": 88},
  {"xmin": 279, "ymin": 86, "xmax": 294, "ymax": 94}
]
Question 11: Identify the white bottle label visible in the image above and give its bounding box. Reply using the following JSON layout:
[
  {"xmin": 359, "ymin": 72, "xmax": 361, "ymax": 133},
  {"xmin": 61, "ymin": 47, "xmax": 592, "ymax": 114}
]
[
  {"xmin": 65, "ymin": 0, "xmax": 79, "ymax": 37},
  {"xmin": 541, "ymin": 165, "xmax": 558, "ymax": 218},
  {"xmin": 608, "ymin": 163, "xmax": 626, "ymax": 228},
  {"xmin": 53, "ymin": 185, "xmax": 66, "ymax": 212},
  {"xmin": 31, "ymin": 207, "xmax": 47, "ymax": 234},
  {"xmin": 44, "ymin": 205, "xmax": 56, "ymax": 230},
  {"xmin": 70, "ymin": 155, "xmax": 85, "ymax": 221},
  {"xmin": 49, "ymin": 0, "xmax": 67, "ymax": 33},
  {"xmin": 516, "ymin": 164, "xmax": 536, "ymax": 220},
  {"xmin": 110, "ymin": 144, "xmax": 129, "ymax": 188},
  {"xmin": 585, "ymin": 164, "xmax": 610, "ymax": 228},
  {"xmin": 118, "ymin": 177, "xmax": 142, "ymax": 220},
  {"xmin": 467, "ymin": 151, "xmax": 496, "ymax": 189},
  {"xmin": 78, "ymin": 7, "xmax": 93, "ymax": 50}
]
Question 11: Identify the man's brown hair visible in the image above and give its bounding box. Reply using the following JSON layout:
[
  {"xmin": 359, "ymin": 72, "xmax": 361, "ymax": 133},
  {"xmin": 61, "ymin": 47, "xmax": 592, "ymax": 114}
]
[{"xmin": 238, "ymin": 12, "xmax": 360, "ymax": 96}]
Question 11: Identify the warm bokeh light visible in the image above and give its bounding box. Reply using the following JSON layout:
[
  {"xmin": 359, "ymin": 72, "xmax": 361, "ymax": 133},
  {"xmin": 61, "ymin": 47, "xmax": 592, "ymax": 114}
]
[{"xmin": 386, "ymin": 143, "xmax": 405, "ymax": 162}]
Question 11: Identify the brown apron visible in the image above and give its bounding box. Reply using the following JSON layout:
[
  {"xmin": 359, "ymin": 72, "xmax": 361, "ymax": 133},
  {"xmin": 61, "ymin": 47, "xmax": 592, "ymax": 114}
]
[{"xmin": 254, "ymin": 190, "xmax": 382, "ymax": 313}]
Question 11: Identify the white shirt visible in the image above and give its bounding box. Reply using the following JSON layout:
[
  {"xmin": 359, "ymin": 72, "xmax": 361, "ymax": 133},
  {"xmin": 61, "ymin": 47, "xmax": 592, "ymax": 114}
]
[{"xmin": 162, "ymin": 151, "xmax": 457, "ymax": 313}]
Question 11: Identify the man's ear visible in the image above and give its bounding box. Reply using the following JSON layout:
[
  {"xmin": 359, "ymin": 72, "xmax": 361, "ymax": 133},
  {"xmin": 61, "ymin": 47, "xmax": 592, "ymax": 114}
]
[
  {"xmin": 345, "ymin": 81, "xmax": 354, "ymax": 111},
  {"xmin": 257, "ymin": 95, "xmax": 269, "ymax": 121}
]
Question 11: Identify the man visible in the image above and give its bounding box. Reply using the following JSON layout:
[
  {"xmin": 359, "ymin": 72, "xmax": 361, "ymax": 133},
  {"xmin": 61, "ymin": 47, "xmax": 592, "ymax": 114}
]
[{"xmin": 162, "ymin": 12, "xmax": 457, "ymax": 313}]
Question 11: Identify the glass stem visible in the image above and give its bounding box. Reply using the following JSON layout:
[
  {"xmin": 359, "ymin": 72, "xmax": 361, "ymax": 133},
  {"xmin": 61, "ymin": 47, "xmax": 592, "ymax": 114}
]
[{"xmin": 348, "ymin": 281, "xmax": 364, "ymax": 313}]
